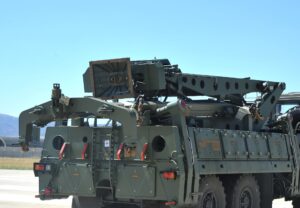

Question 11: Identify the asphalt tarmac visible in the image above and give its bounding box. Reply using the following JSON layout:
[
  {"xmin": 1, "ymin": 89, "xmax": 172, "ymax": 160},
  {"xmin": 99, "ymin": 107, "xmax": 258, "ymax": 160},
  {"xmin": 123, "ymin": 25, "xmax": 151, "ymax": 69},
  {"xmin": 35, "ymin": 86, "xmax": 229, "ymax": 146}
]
[
  {"xmin": 0, "ymin": 169, "xmax": 292, "ymax": 208},
  {"xmin": 0, "ymin": 169, "xmax": 71, "ymax": 208}
]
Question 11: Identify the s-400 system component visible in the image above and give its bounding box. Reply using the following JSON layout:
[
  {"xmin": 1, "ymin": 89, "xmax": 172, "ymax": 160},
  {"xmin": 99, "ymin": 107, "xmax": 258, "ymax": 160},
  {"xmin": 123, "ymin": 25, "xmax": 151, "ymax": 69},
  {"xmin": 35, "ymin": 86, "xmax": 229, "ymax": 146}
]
[{"xmin": 19, "ymin": 58, "xmax": 300, "ymax": 208}]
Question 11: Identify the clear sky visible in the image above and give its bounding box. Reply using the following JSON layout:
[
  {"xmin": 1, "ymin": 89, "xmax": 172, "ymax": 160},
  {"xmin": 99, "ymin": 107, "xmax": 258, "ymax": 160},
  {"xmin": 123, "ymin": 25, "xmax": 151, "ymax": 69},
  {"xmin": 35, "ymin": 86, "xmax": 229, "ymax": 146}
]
[{"xmin": 0, "ymin": 0, "xmax": 299, "ymax": 117}]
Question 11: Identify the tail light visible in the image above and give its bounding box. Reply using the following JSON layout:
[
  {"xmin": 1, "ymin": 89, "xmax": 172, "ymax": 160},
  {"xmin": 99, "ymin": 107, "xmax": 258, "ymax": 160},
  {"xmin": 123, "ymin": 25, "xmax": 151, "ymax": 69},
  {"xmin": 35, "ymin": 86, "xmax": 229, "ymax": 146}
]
[
  {"xmin": 161, "ymin": 171, "xmax": 177, "ymax": 180},
  {"xmin": 34, "ymin": 163, "xmax": 45, "ymax": 171},
  {"xmin": 33, "ymin": 163, "xmax": 52, "ymax": 176}
]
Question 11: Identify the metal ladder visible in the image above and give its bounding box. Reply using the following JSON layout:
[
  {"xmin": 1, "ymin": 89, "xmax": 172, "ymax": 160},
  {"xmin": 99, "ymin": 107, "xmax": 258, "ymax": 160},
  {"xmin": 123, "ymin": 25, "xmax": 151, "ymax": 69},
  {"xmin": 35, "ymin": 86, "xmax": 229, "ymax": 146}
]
[
  {"xmin": 107, "ymin": 120, "xmax": 117, "ymax": 196},
  {"xmin": 288, "ymin": 118, "xmax": 300, "ymax": 196}
]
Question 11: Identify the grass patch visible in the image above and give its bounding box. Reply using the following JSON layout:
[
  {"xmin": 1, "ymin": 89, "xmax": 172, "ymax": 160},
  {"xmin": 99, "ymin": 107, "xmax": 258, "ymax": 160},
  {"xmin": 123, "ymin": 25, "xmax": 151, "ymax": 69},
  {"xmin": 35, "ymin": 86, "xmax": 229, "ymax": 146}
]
[{"xmin": 0, "ymin": 157, "xmax": 39, "ymax": 170}]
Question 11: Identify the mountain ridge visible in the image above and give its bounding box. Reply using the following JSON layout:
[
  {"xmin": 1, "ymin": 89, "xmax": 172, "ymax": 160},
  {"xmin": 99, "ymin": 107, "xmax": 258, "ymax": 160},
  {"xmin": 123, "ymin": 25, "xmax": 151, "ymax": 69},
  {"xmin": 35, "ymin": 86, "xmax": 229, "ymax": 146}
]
[{"xmin": 0, "ymin": 113, "xmax": 18, "ymax": 137}]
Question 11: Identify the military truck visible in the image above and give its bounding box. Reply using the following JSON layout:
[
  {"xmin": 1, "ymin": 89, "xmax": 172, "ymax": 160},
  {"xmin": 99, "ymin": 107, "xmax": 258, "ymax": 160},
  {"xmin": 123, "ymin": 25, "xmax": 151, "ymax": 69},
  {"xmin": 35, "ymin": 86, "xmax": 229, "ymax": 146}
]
[{"xmin": 19, "ymin": 58, "xmax": 300, "ymax": 208}]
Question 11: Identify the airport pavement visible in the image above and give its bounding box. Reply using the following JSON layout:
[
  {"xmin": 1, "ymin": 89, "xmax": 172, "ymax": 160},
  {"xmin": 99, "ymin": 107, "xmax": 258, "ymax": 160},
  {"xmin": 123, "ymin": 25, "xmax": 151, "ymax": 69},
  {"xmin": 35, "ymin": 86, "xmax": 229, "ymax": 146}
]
[
  {"xmin": 0, "ymin": 169, "xmax": 292, "ymax": 208},
  {"xmin": 0, "ymin": 169, "xmax": 71, "ymax": 208}
]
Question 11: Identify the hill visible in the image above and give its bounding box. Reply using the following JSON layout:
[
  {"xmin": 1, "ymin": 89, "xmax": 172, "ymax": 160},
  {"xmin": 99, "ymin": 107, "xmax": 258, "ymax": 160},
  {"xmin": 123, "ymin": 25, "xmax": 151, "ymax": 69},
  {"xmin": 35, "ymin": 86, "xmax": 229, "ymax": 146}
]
[{"xmin": 0, "ymin": 114, "xmax": 18, "ymax": 137}]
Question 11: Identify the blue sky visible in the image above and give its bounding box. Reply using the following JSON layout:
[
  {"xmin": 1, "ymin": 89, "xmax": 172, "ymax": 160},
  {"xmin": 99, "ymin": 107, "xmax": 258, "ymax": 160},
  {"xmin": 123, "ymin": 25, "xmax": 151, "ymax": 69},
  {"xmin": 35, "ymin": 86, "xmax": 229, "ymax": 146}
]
[{"xmin": 0, "ymin": 0, "xmax": 299, "ymax": 116}]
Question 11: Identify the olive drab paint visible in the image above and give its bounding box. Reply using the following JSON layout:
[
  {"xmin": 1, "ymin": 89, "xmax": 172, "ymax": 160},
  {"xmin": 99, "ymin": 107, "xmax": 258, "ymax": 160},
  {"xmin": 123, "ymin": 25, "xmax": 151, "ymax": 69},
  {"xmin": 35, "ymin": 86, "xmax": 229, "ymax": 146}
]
[{"xmin": 20, "ymin": 58, "xmax": 300, "ymax": 208}]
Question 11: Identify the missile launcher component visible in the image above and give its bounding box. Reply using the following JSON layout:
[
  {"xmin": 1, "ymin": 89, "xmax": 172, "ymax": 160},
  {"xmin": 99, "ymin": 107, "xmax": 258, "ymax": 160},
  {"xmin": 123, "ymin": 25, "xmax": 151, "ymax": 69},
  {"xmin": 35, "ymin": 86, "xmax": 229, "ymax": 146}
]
[{"xmin": 19, "ymin": 58, "xmax": 300, "ymax": 208}]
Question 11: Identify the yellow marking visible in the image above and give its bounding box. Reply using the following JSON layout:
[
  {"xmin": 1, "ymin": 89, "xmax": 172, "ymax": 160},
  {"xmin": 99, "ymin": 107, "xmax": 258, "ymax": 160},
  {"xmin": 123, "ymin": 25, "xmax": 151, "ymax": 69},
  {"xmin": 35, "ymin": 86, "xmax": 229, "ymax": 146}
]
[
  {"xmin": 198, "ymin": 139, "xmax": 221, "ymax": 151},
  {"xmin": 131, "ymin": 174, "xmax": 139, "ymax": 179},
  {"xmin": 72, "ymin": 172, "xmax": 80, "ymax": 176}
]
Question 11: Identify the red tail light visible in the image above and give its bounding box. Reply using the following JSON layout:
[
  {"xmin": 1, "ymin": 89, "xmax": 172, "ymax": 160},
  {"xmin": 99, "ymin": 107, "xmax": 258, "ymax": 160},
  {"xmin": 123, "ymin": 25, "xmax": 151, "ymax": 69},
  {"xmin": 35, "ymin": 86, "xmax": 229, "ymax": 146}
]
[
  {"xmin": 33, "ymin": 163, "xmax": 52, "ymax": 176},
  {"xmin": 162, "ymin": 171, "xmax": 176, "ymax": 180},
  {"xmin": 34, "ymin": 163, "xmax": 45, "ymax": 171}
]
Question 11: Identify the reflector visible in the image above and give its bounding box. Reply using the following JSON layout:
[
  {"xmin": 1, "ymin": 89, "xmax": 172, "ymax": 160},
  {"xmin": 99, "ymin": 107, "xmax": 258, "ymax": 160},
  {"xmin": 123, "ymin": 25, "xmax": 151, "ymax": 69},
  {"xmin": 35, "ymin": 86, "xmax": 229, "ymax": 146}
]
[{"xmin": 34, "ymin": 163, "xmax": 45, "ymax": 171}]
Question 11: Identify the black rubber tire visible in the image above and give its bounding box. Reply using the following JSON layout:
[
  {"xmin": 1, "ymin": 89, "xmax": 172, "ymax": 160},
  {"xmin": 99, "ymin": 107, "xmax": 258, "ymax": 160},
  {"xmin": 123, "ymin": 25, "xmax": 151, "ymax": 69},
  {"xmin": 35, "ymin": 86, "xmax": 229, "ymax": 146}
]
[
  {"xmin": 290, "ymin": 108, "xmax": 300, "ymax": 129},
  {"xmin": 256, "ymin": 174, "xmax": 273, "ymax": 208},
  {"xmin": 197, "ymin": 176, "xmax": 226, "ymax": 208},
  {"xmin": 292, "ymin": 198, "xmax": 300, "ymax": 208},
  {"xmin": 229, "ymin": 175, "xmax": 260, "ymax": 208},
  {"xmin": 221, "ymin": 175, "xmax": 236, "ymax": 208},
  {"xmin": 72, "ymin": 196, "xmax": 102, "ymax": 208}
]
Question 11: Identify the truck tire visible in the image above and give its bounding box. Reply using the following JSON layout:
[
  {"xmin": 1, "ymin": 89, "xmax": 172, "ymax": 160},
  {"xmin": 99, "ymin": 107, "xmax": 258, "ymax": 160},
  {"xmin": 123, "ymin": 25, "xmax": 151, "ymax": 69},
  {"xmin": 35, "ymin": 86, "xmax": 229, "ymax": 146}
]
[
  {"xmin": 197, "ymin": 176, "xmax": 226, "ymax": 208},
  {"xmin": 229, "ymin": 175, "xmax": 260, "ymax": 208},
  {"xmin": 292, "ymin": 198, "xmax": 300, "ymax": 208},
  {"xmin": 72, "ymin": 196, "xmax": 102, "ymax": 208},
  {"xmin": 256, "ymin": 174, "xmax": 273, "ymax": 208},
  {"xmin": 221, "ymin": 175, "xmax": 236, "ymax": 208},
  {"xmin": 289, "ymin": 107, "xmax": 300, "ymax": 130}
]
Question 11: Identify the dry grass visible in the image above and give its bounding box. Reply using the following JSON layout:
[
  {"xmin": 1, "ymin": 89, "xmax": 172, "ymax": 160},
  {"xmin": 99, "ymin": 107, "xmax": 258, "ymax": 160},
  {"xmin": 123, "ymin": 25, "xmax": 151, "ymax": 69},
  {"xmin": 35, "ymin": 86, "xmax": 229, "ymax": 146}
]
[{"xmin": 0, "ymin": 157, "xmax": 39, "ymax": 170}]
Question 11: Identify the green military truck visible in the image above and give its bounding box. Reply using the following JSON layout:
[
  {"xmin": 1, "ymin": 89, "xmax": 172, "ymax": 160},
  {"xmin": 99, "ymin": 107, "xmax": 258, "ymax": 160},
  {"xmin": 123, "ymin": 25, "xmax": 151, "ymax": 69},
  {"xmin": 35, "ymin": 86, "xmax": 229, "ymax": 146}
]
[{"xmin": 19, "ymin": 58, "xmax": 300, "ymax": 208}]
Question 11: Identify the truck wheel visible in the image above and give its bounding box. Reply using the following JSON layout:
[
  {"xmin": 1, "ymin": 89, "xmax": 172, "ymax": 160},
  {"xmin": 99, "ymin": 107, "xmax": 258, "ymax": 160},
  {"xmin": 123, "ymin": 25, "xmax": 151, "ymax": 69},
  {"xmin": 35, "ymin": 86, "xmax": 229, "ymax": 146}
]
[
  {"xmin": 72, "ymin": 196, "xmax": 102, "ymax": 208},
  {"xmin": 197, "ymin": 176, "xmax": 226, "ymax": 208},
  {"xmin": 230, "ymin": 175, "xmax": 260, "ymax": 208},
  {"xmin": 256, "ymin": 174, "xmax": 273, "ymax": 208},
  {"xmin": 289, "ymin": 107, "xmax": 300, "ymax": 130},
  {"xmin": 292, "ymin": 198, "xmax": 300, "ymax": 208},
  {"xmin": 221, "ymin": 175, "xmax": 236, "ymax": 208}
]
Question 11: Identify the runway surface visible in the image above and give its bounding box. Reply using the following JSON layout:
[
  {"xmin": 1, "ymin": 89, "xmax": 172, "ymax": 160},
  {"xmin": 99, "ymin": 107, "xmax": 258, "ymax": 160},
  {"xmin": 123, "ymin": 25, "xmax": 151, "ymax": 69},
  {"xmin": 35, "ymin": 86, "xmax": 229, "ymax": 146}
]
[
  {"xmin": 0, "ymin": 169, "xmax": 293, "ymax": 208},
  {"xmin": 0, "ymin": 169, "xmax": 71, "ymax": 208}
]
